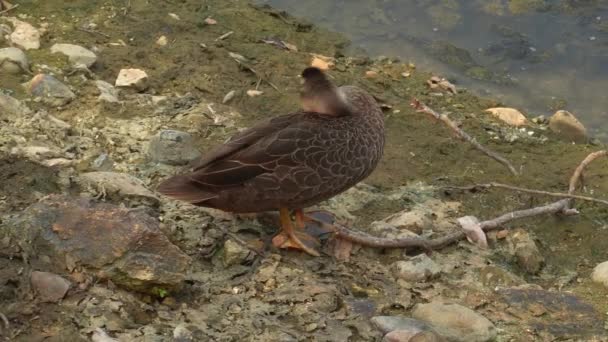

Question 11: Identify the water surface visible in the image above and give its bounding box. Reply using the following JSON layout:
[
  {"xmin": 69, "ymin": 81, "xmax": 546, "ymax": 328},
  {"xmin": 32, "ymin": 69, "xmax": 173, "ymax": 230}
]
[{"xmin": 258, "ymin": 0, "xmax": 608, "ymax": 139}]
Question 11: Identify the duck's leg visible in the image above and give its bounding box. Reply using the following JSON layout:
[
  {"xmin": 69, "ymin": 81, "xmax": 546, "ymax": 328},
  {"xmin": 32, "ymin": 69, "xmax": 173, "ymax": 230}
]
[{"xmin": 272, "ymin": 208, "xmax": 320, "ymax": 257}]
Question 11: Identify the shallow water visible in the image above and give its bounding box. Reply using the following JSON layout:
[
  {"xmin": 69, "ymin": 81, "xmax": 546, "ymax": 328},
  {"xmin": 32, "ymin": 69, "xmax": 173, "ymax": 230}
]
[{"xmin": 257, "ymin": 0, "xmax": 608, "ymax": 139}]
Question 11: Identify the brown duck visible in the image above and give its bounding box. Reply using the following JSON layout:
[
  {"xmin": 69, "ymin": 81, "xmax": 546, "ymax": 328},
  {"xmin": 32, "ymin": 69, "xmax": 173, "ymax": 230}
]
[{"xmin": 157, "ymin": 67, "xmax": 385, "ymax": 256}]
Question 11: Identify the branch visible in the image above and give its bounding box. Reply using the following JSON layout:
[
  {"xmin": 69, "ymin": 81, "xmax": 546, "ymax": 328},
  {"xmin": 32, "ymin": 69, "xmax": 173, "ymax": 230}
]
[
  {"xmin": 444, "ymin": 182, "xmax": 608, "ymax": 206},
  {"xmin": 319, "ymin": 150, "xmax": 605, "ymax": 251},
  {"xmin": 410, "ymin": 99, "xmax": 519, "ymax": 176},
  {"xmin": 568, "ymin": 150, "xmax": 607, "ymax": 195}
]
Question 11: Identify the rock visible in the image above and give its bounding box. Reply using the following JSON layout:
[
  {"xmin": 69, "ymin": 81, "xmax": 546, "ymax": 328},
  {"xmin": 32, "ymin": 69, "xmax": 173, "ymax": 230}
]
[
  {"xmin": 497, "ymin": 287, "xmax": 604, "ymax": 339},
  {"xmin": 485, "ymin": 107, "xmax": 528, "ymax": 127},
  {"xmin": 147, "ymin": 130, "xmax": 201, "ymax": 165},
  {"xmin": 409, "ymin": 331, "xmax": 447, "ymax": 342},
  {"xmin": 371, "ymin": 316, "xmax": 436, "ymax": 335},
  {"xmin": 30, "ymin": 271, "xmax": 71, "ymax": 302},
  {"xmin": 115, "ymin": 68, "xmax": 149, "ymax": 91},
  {"xmin": 591, "ymin": 261, "xmax": 608, "ymax": 287},
  {"xmin": 173, "ymin": 323, "xmax": 193, "ymax": 341},
  {"xmin": 412, "ymin": 302, "xmax": 496, "ymax": 342},
  {"xmin": 9, "ymin": 195, "xmax": 191, "ymax": 293},
  {"xmin": 392, "ymin": 254, "xmax": 441, "ymax": 282},
  {"xmin": 506, "ymin": 229, "xmax": 544, "ymax": 274},
  {"xmin": 95, "ymin": 80, "xmax": 120, "ymax": 103},
  {"xmin": 7, "ymin": 17, "xmax": 40, "ymax": 50},
  {"xmin": 156, "ymin": 35, "xmax": 168, "ymax": 46},
  {"xmin": 385, "ymin": 330, "xmax": 446, "ymax": 342},
  {"xmin": 92, "ymin": 328, "xmax": 119, "ymax": 342},
  {"xmin": 548, "ymin": 110, "xmax": 588, "ymax": 143},
  {"xmin": 0, "ymin": 47, "xmax": 29, "ymax": 74},
  {"xmin": 222, "ymin": 239, "xmax": 251, "ymax": 267},
  {"xmin": 91, "ymin": 153, "xmax": 114, "ymax": 171},
  {"xmin": 310, "ymin": 54, "xmax": 334, "ymax": 70},
  {"xmin": 0, "ymin": 93, "xmax": 32, "ymax": 118},
  {"xmin": 50, "ymin": 43, "xmax": 97, "ymax": 67},
  {"xmin": 78, "ymin": 171, "xmax": 159, "ymax": 205},
  {"xmin": 365, "ymin": 70, "xmax": 378, "ymax": 78},
  {"xmin": 24, "ymin": 74, "xmax": 76, "ymax": 107}
]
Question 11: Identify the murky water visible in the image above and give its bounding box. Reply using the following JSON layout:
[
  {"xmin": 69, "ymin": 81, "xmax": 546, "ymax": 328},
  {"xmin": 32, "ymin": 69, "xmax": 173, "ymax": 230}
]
[{"xmin": 257, "ymin": 0, "xmax": 608, "ymax": 139}]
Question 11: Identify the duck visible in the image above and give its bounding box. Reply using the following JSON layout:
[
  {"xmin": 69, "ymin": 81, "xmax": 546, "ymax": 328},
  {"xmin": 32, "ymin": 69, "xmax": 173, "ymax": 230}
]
[{"xmin": 157, "ymin": 67, "xmax": 385, "ymax": 256}]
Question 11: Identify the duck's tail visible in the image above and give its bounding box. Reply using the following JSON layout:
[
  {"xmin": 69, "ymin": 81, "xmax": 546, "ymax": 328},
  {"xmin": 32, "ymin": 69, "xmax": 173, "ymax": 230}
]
[{"xmin": 157, "ymin": 175, "xmax": 218, "ymax": 204}]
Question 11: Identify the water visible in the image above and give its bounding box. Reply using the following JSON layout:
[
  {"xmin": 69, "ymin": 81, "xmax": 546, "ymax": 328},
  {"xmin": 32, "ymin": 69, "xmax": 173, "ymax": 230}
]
[{"xmin": 257, "ymin": 0, "xmax": 608, "ymax": 139}]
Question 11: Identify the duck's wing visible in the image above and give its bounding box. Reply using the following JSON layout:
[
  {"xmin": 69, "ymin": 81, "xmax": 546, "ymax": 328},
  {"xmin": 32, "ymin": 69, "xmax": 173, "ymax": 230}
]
[{"xmin": 157, "ymin": 112, "xmax": 317, "ymax": 203}]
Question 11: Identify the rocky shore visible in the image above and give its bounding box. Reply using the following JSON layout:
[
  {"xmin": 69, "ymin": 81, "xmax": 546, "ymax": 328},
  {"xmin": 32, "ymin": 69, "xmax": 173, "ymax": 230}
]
[{"xmin": 1, "ymin": 0, "xmax": 607, "ymax": 341}]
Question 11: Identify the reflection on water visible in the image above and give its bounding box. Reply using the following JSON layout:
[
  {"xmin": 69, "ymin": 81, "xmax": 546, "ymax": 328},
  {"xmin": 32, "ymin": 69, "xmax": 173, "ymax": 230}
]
[{"xmin": 257, "ymin": 0, "xmax": 608, "ymax": 139}]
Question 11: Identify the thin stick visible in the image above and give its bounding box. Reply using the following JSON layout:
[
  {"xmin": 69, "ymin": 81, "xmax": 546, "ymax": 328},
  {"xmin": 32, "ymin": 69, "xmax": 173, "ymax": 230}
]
[
  {"xmin": 444, "ymin": 182, "xmax": 608, "ymax": 206},
  {"xmin": 568, "ymin": 150, "xmax": 607, "ymax": 194},
  {"xmin": 314, "ymin": 150, "xmax": 604, "ymax": 251},
  {"xmin": 77, "ymin": 28, "xmax": 111, "ymax": 38},
  {"xmin": 0, "ymin": 3, "xmax": 18, "ymax": 14},
  {"xmin": 233, "ymin": 59, "xmax": 280, "ymax": 92},
  {"xmin": 411, "ymin": 99, "xmax": 519, "ymax": 176}
]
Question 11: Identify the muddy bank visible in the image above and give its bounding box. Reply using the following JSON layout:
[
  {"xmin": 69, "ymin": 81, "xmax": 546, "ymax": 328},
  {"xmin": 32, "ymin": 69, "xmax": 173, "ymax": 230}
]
[{"xmin": 1, "ymin": 0, "xmax": 607, "ymax": 341}]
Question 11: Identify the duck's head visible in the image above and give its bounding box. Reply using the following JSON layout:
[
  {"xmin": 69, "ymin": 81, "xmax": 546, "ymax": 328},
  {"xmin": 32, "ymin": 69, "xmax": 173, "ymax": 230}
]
[{"xmin": 300, "ymin": 67, "xmax": 351, "ymax": 116}]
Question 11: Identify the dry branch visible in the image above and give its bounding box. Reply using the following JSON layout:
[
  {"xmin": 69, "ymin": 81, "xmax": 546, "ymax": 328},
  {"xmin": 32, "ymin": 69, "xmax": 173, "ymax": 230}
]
[
  {"xmin": 410, "ymin": 99, "xmax": 519, "ymax": 176},
  {"xmin": 444, "ymin": 182, "xmax": 608, "ymax": 206},
  {"xmin": 316, "ymin": 150, "xmax": 606, "ymax": 251}
]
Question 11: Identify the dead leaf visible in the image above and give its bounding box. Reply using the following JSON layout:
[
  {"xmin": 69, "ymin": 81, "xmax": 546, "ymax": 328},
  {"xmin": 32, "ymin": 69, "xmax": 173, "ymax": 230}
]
[{"xmin": 332, "ymin": 238, "xmax": 353, "ymax": 261}]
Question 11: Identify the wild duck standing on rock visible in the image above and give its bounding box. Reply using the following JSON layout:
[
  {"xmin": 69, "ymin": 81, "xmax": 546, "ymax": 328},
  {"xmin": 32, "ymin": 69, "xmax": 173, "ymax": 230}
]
[{"xmin": 157, "ymin": 67, "xmax": 385, "ymax": 256}]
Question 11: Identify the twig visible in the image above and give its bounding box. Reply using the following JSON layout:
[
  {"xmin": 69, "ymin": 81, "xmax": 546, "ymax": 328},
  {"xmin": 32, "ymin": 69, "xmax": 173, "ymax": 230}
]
[
  {"xmin": 444, "ymin": 182, "xmax": 608, "ymax": 206},
  {"xmin": 0, "ymin": 3, "xmax": 18, "ymax": 14},
  {"xmin": 215, "ymin": 31, "xmax": 234, "ymax": 41},
  {"xmin": 312, "ymin": 150, "xmax": 604, "ymax": 251},
  {"xmin": 568, "ymin": 150, "xmax": 607, "ymax": 195},
  {"xmin": 315, "ymin": 199, "xmax": 573, "ymax": 250},
  {"xmin": 411, "ymin": 99, "xmax": 519, "ymax": 176},
  {"xmin": 0, "ymin": 312, "xmax": 8, "ymax": 335},
  {"xmin": 232, "ymin": 59, "xmax": 280, "ymax": 92},
  {"xmin": 77, "ymin": 28, "xmax": 111, "ymax": 38}
]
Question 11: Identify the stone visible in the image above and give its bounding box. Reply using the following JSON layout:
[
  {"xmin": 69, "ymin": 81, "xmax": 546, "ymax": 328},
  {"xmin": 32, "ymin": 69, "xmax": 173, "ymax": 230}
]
[
  {"xmin": 8, "ymin": 195, "xmax": 191, "ymax": 293},
  {"xmin": 30, "ymin": 271, "xmax": 71, "ymax": 302},
  {"xmin": 78, "ymin": 171, "xmax": 159, "ymax": 205},
  {"xmin": 50, "ymin": 43, "xmax": 97, "ymax": 67},
  {"xmin": 548, "ymin": 110, "xmax": 588, "ymax": 143},
  {"xmin": 506, "ymin": 229, "xmax": 544, "ymax": 274},
  {"xmin": 147, "ymin": 130, "xmax": 201, "ymax": 165},
  {"xmin": 371, "ymin": 316, "xmax": 435, "ymax": 335},
  {"xmin": 91, "ymin": 153, "xmax": 114, "ymax": 171},
  {"xmin": 485, "ymin": 107, "xmax": 528, "ymax": 127},
  {"xmin": 92, "ymin": 328, "xmax": 119, "ymax": 342},
  {"xmin": 7, "ymin": 17, "xmax": 40, "ymax": 50},
  {"xmin": 385, "ymin": 330, "xmax": 446, "ymax": 342},
  {"xmin": 0, "ymin": 93, "xmax": 32, "ymax": 118},
  {"xmin": 173, "ymin": 323, "xmax": 194, "ymax": 342},
  {"xmin": 409, "ymin": 331, "xmax": 447, "ymax": 342},
  {"xmin": 156, "ymin": 35, "xmax": 168, "ymax": 46},
  {"xmin": 591, "ymin": 261, "xmax": 608, "ymax": 288},
  {"xmin": 497, "ymin": 287, "xmax": 604, "ymax": 339},
  {"xmin": 310, "ymin": 54, "xmax": 334, "ymax": 70},
  {"xmin": 95, "ymin": 80, "xmax": 120, "ymax": 103},
  {"xmin": 24, "ymin": 74, "xmax": 76, "ymax": 107},
  {"xmin": 392, "ymin": 254, "xmax": 441, "ymax": 282},
  {"xmin": 115, "ymin": 68, "xmax": 149, "ymax": 91},
  {"xmin": 412, "ymin": 302, "xmax": 496, "ymax": 342},
  {"xmin": 223, "ymin": 239, "xmax": 251, "ymax": 267},
  {"xmin": 0, "ymin": 47, "xmax": 29, "ymax": 74}
]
